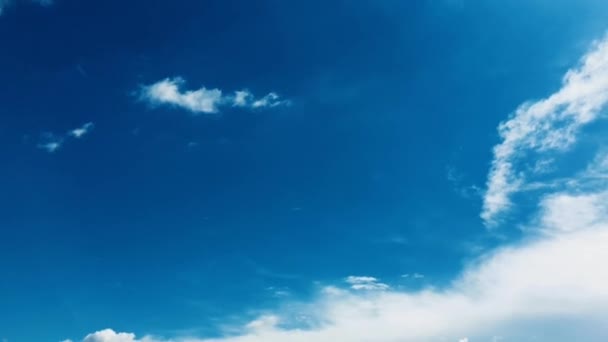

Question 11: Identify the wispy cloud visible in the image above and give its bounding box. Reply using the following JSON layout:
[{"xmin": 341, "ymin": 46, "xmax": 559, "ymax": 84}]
[
  {"xmin": 139, "ymin": 78, "xmax": 290, "ymax": 115},
  {"xmin": 69, "ymin": 122, "xmax": 95, "ymax": 138},
  {"xmin": 401, "ymin": 273, "xmax": 424, "ymax": 279},
  {"xmin": 37, "ymin": 122, "xmax": 94, "ymax": 153},
  {"xmin": 482, "ymin": 35, "xmax": 608, "ymax": 226},
  {"xmin": 345, "ymin": 276, "xmax": 390, "ymax": 291},
  {"xmin": 37, "ymin": 133, "xmax": 63, "ymax": 153}
]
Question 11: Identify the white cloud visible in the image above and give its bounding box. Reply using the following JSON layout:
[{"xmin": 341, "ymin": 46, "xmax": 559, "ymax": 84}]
[
  {"xmin": 139, "ymin": 78, "xmax": 289, "ymax": 114},
  {"xmin": 37, "ymin": 133, "xmax": 63, "ymax": 153},
  {"xmin": 82, "ymin": 330, "xmax": 145, "ymax": 342},
  {"xmin": 245, "ymin": 316, "xmax": 280, "ymax": 332},
  {"xmin": 251, "ymin": 92, "xmax": 290, "ymax": 108},
  {"xmin": 482, "ymin": 34, "xmax": 608, "ymax": 225},
  {"xmin": 71, "ymin": 192, "xmax": 608, "ymax": 341},
  {"xmin": 400, "ymin": 273, "xmax": 424, "ymax": 279},
  {"xmin": 69, "ymin": 122, "xmax": 95, "ymax": 138},
  {"xmin": 67, "ymin": 32, "xmax": 608, "ymax": 342},
  {"xmin": 233, "ymin": 90, "xmax": 253, "ymax": 107},
  {"xmin": 345, "ymin": 276, "xmax": 390, "ymax": 291},
  {"xmin": 37, "ymin": 122, "xmax": 94, "ymax": 153}
]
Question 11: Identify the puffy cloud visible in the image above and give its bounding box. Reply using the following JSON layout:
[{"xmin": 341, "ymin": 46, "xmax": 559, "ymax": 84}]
[
  {"xmin": 69, "ymin": 181, "xmax": 608, "ymax": 340},
  {"xmin": 139, "ymin": 78, "xmax": 289, "ymax": 114},
  {"xmin": 70, "ymin": 182, "xmax": 608, "ymax": 338},
  {"xmin": 82, "ymin": 330, "xmax": 137, "ymax": 342},
  {"xmin": 482, "ymin": 34, "xmax": 608, "ymax": 225}
]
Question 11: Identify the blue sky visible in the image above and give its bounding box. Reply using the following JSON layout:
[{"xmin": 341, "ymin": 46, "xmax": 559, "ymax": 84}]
[{"xmin": 2, "ymin": 1, "xmax": 608, "ymax": 341}]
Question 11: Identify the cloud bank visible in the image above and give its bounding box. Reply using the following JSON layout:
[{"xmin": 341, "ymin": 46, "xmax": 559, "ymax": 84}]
[
  {"xmin": 67, "ymin": 185, "xmax": 608, "ymax": 340},
  {"xmin": 139, "ymin": 78, "xmax": 290, "ymax": 114},
  {"xmin": 66, "ymin": 35, "xmax": 608, "ymax": 342}
]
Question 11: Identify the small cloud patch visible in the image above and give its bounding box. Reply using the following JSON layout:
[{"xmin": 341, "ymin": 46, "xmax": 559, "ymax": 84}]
[{"xmin": 139, "ymin": 77, "xmax": 290, "ymax": 115}]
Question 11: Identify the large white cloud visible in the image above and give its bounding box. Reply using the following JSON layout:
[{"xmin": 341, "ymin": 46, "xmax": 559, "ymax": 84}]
[
  {"xmin": 482, "ymin": 34, "xmax": 608, "ymax": 226},
  {"xmin": 139, "ymin": 78, "xmax": 290, "ymax": 114},
  {"xmin": 69, "ymin": 147, "xmax": 608, "ymax": 341},
  {"xmin": 72, "ymin": 192, "xmax": 608, "ymax": 341}
]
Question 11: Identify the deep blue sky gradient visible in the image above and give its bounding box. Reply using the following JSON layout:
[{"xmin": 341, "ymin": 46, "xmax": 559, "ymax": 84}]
[{"xmin": 2, "ymin": 1, "xmax": 608, "ymax": 341}]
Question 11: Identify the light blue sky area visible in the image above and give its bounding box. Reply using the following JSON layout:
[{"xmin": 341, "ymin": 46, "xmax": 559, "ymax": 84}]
[{"xmin": 2, "ymin": 1, "xmax": 608, "ymax": 341}]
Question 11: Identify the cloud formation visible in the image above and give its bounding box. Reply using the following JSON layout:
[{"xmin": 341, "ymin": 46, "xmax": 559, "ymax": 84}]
[
  {"xmin": 481, "ymin": 34, "xmax": 608, "ymax": 225},
  {"xmin": 65, "ymin": 34, "xmax": 608, "ymax": 342},
  {"xmin": 68, "ymin": 180, "xmax": 608, "ymax": 341},
  {"xmin": 67, "ymin": 135, "xmax": 608, "ymax": 338},
  {"xmin": 139, "ymin": 78, "xmax": 290, "ymax": 114},
  {"xmin": 345, "ymin": 276, "xmax": 390, "ymax": 291}
]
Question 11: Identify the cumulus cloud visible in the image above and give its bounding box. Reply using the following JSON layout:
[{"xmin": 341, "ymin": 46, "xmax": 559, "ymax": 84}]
[
  {"xmin": 139, "ymin": 78, "xmax": 289, "ymax": 114},
  {"xmin": 69, "ymin": 186, "xmax": 608, "ymax": 341},
  {"xmin": 482, "ymin": 34, "xmax": 608, "ymax": 225},
  {"xmin": 82, "ymin": 330, "xmax": 139, "ymax": 342}
]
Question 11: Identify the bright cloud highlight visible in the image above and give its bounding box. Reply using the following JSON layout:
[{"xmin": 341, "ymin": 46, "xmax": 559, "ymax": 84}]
[
  {"xmin": 482, "ymin": 34, "xmax": 608, "ymax": 225},
  {"xmin": 140, "ymin": 78, "xmax": 289, "ymax": 114}
]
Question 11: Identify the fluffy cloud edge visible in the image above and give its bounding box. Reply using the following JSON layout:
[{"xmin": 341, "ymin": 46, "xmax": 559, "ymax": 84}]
[
  {"xmin": 139, "ymin": 78, "xmax": 290, "ymax": 115},
  {"xmin": 66, "ymin": 170, "xmax": 608, "ymax": 341},
  {"xmin": 482, "ymin": 34, "xmax": 608, "ymax": 226}
]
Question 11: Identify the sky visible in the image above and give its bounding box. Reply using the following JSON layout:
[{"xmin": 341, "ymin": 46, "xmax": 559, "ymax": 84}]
[{"xmin": 2, "ymin": 0, "xmax": 608, "ymax": 341}]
